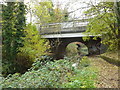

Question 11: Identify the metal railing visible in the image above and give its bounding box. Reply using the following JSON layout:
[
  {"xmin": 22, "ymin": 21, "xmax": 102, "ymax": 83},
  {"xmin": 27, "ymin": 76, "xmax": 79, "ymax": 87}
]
[{"xmin": 39, "ymin": 19, "xmax": 89, "ymax": 34}]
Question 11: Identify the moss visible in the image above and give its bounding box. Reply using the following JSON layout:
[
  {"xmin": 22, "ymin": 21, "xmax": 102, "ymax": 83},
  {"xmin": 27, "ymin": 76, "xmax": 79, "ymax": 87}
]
[{"xmin": 100, "ymin": 55, "xmax": 120, "ymax": 67}]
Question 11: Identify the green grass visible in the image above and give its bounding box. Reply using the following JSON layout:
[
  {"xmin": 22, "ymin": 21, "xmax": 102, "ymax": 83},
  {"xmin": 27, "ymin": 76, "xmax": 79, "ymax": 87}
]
[
  {"xmin": 100, "ymin": 51, "xmax": 120, "ymax": 66},
  {"xmin": 101, "ymin": 51, "xmax": 119, "ymax": 60}
]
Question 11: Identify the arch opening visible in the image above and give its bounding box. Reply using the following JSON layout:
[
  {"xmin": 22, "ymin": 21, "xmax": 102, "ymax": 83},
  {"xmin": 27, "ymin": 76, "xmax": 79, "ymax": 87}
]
[{"xmin": 65, "ymin": 42, "xmax": 88, "ymax": 58}]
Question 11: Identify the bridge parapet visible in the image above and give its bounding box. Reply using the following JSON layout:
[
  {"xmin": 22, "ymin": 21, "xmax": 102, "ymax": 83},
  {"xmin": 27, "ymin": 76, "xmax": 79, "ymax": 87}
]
[{"xmin": 39, "ymin": 19, "xmax": 89, "ymax": 35}]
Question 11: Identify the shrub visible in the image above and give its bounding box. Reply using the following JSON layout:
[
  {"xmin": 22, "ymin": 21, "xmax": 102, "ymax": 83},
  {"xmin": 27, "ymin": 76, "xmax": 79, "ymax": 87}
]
[
  {"xmin": 0, "ymin": 56, "xmax": 98, "ymax": 88},
  {"xmin": 2, "ymin": 23, "xmax": 50, "ymax": 76},
  {"xmin": 80, "ymin": 56, "xmax": 91, "ymax": 67},
  {"xmin": 2, "ymin": 53, "xmax": 33, "ymax": 77},
  {"xmin": 15, "ymin": 53, "xmax": 33, "ymax": 73},
  {"xmin": 30, "ymin": 55, "xmax": 53, "ymax": 70},
  {"xmin": 2, "ymin": 61, "xmax": 14, "ymax": 76},
  {"xmin": 62, "ymin": 67, "xmax": 97, "ymax": 88},
  {"xmin": 19, "ymin": 23, "xmax": 49, "ymax": 61}
]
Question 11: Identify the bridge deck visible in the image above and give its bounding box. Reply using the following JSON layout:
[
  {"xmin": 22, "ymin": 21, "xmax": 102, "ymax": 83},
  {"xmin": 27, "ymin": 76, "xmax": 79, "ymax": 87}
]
[
  {"xmin": 42, "ymin": 32, "xmax": 100, "ymax": 38},
  {"xmin": 39, "ymin": 19, "xmax": 100, "ymax": 38}
]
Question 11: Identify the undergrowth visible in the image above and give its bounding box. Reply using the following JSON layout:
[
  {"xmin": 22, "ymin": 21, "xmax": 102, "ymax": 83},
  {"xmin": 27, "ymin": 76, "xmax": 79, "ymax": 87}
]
[{"xmin": 0, "ymin": 56, "xmax": 98, "ymax": 88}]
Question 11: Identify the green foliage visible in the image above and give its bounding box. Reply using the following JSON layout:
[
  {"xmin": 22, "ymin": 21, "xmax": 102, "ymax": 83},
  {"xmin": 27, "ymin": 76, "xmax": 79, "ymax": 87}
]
[
  {"xmin": 83, "ymin": 2, "xmax": 119, "ymax": 51},
  {"xmin": 66, "ymin": 43, "xmax": 88, "ymax": 57},
  {"xmin": 34, "ymin": 1, "xmax": 53, "ymax": 24},
  {"xmin": 62, "ymin": 68, "xmax": 97, "ymax": 88},
  {"xmin": 34, "ymin": 1, "xmax": 68, "ymax": 24},
  {"xmin": 0, "ymin": 56, "xmax": 97, "ymax": 88},
  {"xmin": 62, "ymin": 57, "xmax": 97, "ymax": 88},
  {"xmin": 2, "ymin": 2, "xmax": 15, "ymax": 61},
  {"xmin": 66, "ymin": 43, "xmax": 78, "ymax": 57},
  {"xmin": 30, "ymin": 55, "xmax": 53, "ymax": 70},
  {"xmin": 78, "ymin": 43, "xmax": 88, "ymax": 55},
  {"xmin": 100, "ymin": 51, "xmax": 120, "ymax": 66},
  {"xmin": 19, "ymin": 23, "xmax": 49, "ymax": 61},
  {"xmin": 80, "ymin": 56, "xmax": 91, "ymax": 67},
  {"xmin": 14, "ymin": 53, "xmax": 33, "ymax": 73},
  {"xmin": 2, "ymin": 2, "xmax": 26, "ymax": 74}
]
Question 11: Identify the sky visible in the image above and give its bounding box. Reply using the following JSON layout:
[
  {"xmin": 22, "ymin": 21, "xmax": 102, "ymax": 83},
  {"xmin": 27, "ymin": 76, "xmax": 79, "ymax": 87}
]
[
  {"xmin": 0, "ymin": 0, "xmax": 103, "ymax": 23},
  {"xmin": 24, "ymin": 0, "xmax": 100, "ymax": 23}
]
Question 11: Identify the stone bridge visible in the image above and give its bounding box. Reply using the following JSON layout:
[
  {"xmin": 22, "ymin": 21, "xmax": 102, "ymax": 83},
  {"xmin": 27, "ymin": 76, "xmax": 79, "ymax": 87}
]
[{"xmin": 39, "ymin": 19, "xmax": 106, "ymax": 59}]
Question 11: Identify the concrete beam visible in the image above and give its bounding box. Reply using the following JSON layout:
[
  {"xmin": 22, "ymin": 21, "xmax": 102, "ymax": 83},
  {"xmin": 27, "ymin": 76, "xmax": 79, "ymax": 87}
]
[{"xmin": 41, "ymin": 33, "xmax": 101, "ymax": 38}]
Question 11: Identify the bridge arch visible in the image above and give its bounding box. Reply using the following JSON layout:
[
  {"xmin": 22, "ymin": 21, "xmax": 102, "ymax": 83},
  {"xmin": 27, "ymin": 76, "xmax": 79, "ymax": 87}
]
[
  {"xmin": 49, "ymin": 37, "xmax": 102, "ymax": 59},
  {"xmin": 65, "ymin": 42, "xmax": 88, "ymax": 57}
]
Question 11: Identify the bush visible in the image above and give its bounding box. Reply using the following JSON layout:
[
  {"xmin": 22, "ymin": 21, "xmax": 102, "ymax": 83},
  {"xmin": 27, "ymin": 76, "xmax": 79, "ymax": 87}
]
[
  {"xmin": 19, "ymin": 23, "xmax": 49, "ymax": 61},
  {"xmin": 80, "ymin": 56, "xmax": 91, "ymax": 67},
  {"xmin": 2, "ymin": 23, "xmax": 50, "ymax": 77},
  {"xmin": 2, "ymin": 61, "xmax": 14, "ymax": 76},
  {"xmin": 62, "ymin": 67, "xmax": 97, "ymax": 88},
  {"xmin": 0, "ymin": 56, "xmax": 98, "ymax": 88},
  {"xmin": 30, "ymin": 55, "xmax": 53, "ymax": 70},
  {"xmin": 15, "ymin": 53, "xmax": 33, "ymax": 73},
  {"xmin": 2, "ymin": 53, "xmax": 33, "ymax": 77}
]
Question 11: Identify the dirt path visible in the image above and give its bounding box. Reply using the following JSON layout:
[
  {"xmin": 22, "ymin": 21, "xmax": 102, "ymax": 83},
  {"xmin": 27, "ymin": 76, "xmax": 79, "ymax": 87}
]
[{"xmin": 89, "ymin": 56, "xmax": 119, "ymax": 88}]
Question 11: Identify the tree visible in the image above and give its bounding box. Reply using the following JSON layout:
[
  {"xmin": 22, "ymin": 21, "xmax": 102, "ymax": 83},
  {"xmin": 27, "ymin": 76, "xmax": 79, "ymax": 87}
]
[
  {"xmin": 34, "ymin": 0, "xmax": 68, "ymax": 25},
  {"xmin": 19, "ymin": 23, "xmax": 49, "ymax": 61},
  {"xmin": 83, "ymin": 2, "xmax": 119, "ymax": 51},
  {"xmin": 32, "ymin": 1, "xmax": 69, "ymax": 55},
  {"xmin": 114, "ymin": 1, "xmax": 120, "ymax": 50},
  {"xmin": 2, "ymin": 2, "xmax": 26, "ymax": 74}
]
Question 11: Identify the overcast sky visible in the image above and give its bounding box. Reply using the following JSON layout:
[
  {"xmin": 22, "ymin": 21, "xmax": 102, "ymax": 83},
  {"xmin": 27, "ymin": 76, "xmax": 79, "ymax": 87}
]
[
  {"xmin": 24, "ymin": 0, "xmax": 101, "ymax": 23},
  {"xmin": 0, "ymin": 0, "xmax": 117, "ymax": 23},
  {"xmin": 0, "ymin": 0, "xmax": 118, "ymax": 25}
]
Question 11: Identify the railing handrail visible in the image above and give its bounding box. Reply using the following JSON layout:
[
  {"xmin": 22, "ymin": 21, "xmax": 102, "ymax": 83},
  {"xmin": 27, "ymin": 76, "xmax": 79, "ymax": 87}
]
[
  {"xmin": 39, "ymin": 19, "xmax": 89, "ymax": 34},
  {"xmin": 40, "ymin": 19, "xmax": 89, "ymax": 27}
]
